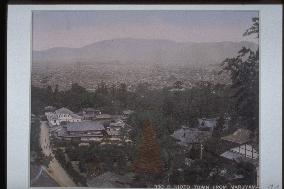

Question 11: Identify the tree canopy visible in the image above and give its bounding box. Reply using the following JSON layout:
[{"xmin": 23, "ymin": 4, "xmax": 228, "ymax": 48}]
[{"xmin": 220, "ymin": 17, "xmax": 259, "ymax": 131}]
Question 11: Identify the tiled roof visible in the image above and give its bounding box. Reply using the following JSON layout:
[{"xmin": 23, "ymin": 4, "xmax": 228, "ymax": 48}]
[
  {"xmin": 220, "ymin": 151, "xmax": 244, "ymax": 162},
  {"xmin": 57, "ymin": 128, "xmax": 67, "ymax": 137},
  {"xmin": 198, "ymin": 118, "xmax": 218, "ymax": 128},
  {"xmin": 171, "ymin": 127, "xmax": 212, "ymax": 146},
  {"xmin": 221, "ymin": 128, "xmax": 252, "ymax": 144},
  {"xmin": 96, "ymin": 114, "xmax": 112, "ymax": 119},
  {"xmin": 55, "ymin": 107, "xmax": 73, "ymax": 115},
  {"xmin": 107, "ymin": 129, "xmax": 120, "ymax": 136},
  {"xmin": 220, "ymin": 147, "xmax": 259, "ymax": 165},
  {"xmin": 83, "ymin": 108, "xmax": 96, "ymax": 112},
  {"xmin": 109, "ymin": 121, "xmax": 125, "ymax": 127},
  {"xmin": 50, "ymin": 126, "xmax": 62, "ymax": 132},
  {"xmin": 66, "ymin": 121, "xmax": 104, "ymax": 132},
  {"xmin": 230, "ymin": 144, "xmax": 259, "ymax": 159},
  {"xmin": 71, "ymin": 113, "xmax": 82, "ymax": 119}
]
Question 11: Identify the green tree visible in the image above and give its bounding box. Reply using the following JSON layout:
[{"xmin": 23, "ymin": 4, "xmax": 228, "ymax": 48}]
[
  {"xmin": 220, "ymin": 17, "xmax": 259, "ymax": 131},
  {"xmin": 46, "ymin": 85, "xmax": 54, "ymax": 105},
  {"xmin": 62, "ymin": 83, "xmax": 88, "ymax": 111},
  {"xmin": 118, "ymin": 83, "xmax": 128, "ymax": 108},
  {"xmin": 174, "ymin": 80, "xmax": 183, "ymax": 89},
  {"xmin": 243, "ymin": 17, "xmax": 259, "ymax": 38},
  {"xmin": 212, "ymin": 116, "xmax": 225, "ymax": 137},
  {"xmin": 53, "ymin": 84, "xmax": 62, "ymax": 107},
  {"xmin": 31, "ymin": 85, "xmax": 48, "ymax": 115}
]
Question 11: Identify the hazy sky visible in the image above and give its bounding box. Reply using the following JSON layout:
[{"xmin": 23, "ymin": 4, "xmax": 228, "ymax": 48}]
[{"xmin": 33, "ymin": 10, "xmax": 258, "ymax": 51}]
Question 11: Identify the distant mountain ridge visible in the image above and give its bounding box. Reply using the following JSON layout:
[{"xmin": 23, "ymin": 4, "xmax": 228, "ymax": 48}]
[{"xmin": 33, "ymin": 38, "xmax": 258, "ymax": 67}]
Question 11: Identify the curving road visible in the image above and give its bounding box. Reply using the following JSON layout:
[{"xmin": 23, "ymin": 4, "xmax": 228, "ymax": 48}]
[{"xmin": 40, "ymin": 121, "xmax": 76, "ymax": 187}]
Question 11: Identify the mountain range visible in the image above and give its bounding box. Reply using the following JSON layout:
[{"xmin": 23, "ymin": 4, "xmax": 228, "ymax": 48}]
[{"xmin": 33, "ymin": 38, "xmax": 258, "ymax": 67}]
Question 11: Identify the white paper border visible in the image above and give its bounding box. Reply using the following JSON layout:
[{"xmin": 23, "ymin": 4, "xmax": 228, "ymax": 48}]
[{"xmin": 7, "ymin": 5, "xmax": 282, "ymax": 189}]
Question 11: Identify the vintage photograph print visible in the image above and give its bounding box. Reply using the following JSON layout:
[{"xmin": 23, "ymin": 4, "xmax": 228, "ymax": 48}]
[{"xmin": 30, "ymin": 10, "xmax": 259, "ymax": 188}]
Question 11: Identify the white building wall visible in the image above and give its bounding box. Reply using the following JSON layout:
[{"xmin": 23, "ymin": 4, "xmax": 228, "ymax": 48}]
[{"xmin": 230, "ymin": 144, "xmax": 259, "ymax": 159}]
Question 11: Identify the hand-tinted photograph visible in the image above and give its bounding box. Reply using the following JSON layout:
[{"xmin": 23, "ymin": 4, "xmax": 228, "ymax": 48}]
[{"xmin": 30, "ymin": 10, "xmax": 259, "ymax": 188}]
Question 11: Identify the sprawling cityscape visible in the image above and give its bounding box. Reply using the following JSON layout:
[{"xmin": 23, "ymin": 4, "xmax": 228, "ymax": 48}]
[
  {"xmin": 32, "ymin": 63, "xmax": 231, "ymax": 91},
  {"xmin": 30, "ymin": 10, "xmax": 259, "ymax": 188}
]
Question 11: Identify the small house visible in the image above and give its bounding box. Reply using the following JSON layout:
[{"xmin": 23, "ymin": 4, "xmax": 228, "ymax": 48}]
[
  {"xmin": 50, "ymin": 107, "xmax": 82, "ymax": 124},
  {"xmin": 70, "ymin": 113, "xmax": 82, "ymax": 122},
  {"xmin": 221, "ymin": 128, "xmax": 252, "ymax": 144},
  {"xmin": 197, "ymin": 118, "xmax": 218, "ymax": 132},
  {"xmin": 82, "ymin": 108, "xmax": 101, "ymax": 120},
  {"xmin": 66, "ymin": 121, "xmax": 105, "ymax": 137},
  {"xmin": 220, "ymin": 128, "xmax": 258, "ymax": 163},
  {"xmin": 56, "ymin": 121, "xmax": 106, "ymax": 141},
  {"xmin": 109, "ymin": 119, "xmax": 125, "ymax": 130},
  {"xmin": 220, "ymin": 143, "xmax": 259, "ymax": 162},
  {"xmin": 55, "ymin": 107, "xmax": 74, "ymax": 122},
  {"xmin": 171, "ymin": 126, "xmax": 212, "ymax": 147},
  {"xmin": 45, "ymin": 112, "xmax": 60, "ymax": 126}
]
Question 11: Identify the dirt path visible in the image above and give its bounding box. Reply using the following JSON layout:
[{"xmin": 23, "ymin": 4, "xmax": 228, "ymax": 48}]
[{"xmin": 40, "ymin": 121, "xmax": 76, "ymax": 187}]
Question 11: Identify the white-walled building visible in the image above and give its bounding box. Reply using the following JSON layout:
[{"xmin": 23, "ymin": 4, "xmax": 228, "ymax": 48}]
[
  {"xmin": 45, "ymin": 112, "xmax": 60, "ymax": 126},
  {"xmin": 220, "ymin": 128, "xmax": 258, "ymax": 162},
  {"xmin": 46, "ymin": 107, "xmax": 82, "ymax": 126},
  {"xmin": 220, "ymin": 143, "xmax": 259, "ymax": 162},
  {"xmin": 55, "ymin": 107, "xmax": 76, "ymax": 122}
]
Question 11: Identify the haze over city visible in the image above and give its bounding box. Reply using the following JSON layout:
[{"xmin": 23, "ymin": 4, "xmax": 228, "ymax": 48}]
[
  {"xmin": 31, "ymin": 10, "xmax": 260, "ymax": 188},
  {"xmin": 33, "ymin": 10, "xmax": 258, "ymax": 51}
]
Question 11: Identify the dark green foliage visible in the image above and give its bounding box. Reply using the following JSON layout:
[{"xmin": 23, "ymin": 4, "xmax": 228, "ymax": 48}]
[
  {"xmin": 169, "ymin": 170, "xmax": 184, "ymax": 185},
  {"xmin": 30, "ymin": 118, "xmax": 41, "ymax": 153},
  {"xmin": 30, "ymin": 18, "xmax": 259, "ymax": 186},
  {"xmin": 75, "ymin": 144, "xmax": 135, "ymax": 176},
  {"xmin": 31, "ymin": 81, "xmax": 234, "ymax": 184},
  {"xmin": 128, "ymin": 110, "xmax": 178, "ymax": 142},
  {"xmin": 243, "ymin": 17, "xmax": 259, "ymax": 38},
  {"xmin": 183, "ymin": 159, "xmax": 228, "ymax": 185},
  {"xmin": 31, "ymin": 86, "xmax": 49, "ymax": 115},
  {"xmin": 189, "ymin": 145, "xmax": 201, "ymax": 160},
  {"xmin": 236, "ymin": 161, "xmax": 257, "ymax": 185},
  {"xmin": 212, "ymin": 116, "xmax": 225, "ymax": 137},
  {"xmin": 220, "ymin": 17, "xmax": 259, "ymax": 131},
  {"xmin": 136, "ymin": 82, "xmax": 150, "ymax": 94},
  {"xmin": 32, "ymin": 80, "xmax": 231, "ymax": 122},
  {"xmin": 174, "ymin": 80, "xmax": 183, "ymax": 89},
  {"xmin": 61, "ymin": 83, "xmax": 89, "ymax": 112}
]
